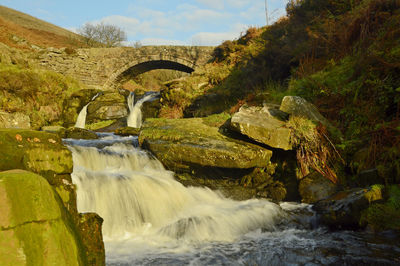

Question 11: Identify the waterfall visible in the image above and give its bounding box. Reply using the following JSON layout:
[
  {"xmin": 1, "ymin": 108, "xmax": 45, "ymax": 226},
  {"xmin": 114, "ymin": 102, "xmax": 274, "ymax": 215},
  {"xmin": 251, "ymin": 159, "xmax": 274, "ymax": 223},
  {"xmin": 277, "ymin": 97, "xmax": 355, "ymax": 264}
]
[
  {"xmin": 74, "ymin": 103, "xmax": 89, "ymax": 129},
  {"xmin": 127, "ymin": 93, "xmax": 158, "ymax": 128},
  {"xmin": 74, "ymin": 93, "xmax": 101, "ymax": 129},
  {"xmin": 66, "ymin": 134, "xmax": 283, "ymax": 246}
]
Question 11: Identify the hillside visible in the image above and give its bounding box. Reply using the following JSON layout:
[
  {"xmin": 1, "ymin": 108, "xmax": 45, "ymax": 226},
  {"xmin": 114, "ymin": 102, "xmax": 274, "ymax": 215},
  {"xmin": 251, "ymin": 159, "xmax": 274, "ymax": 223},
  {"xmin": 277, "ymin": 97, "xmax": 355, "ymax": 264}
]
[{"xmin": 0, "ymin": 5, "xmax": 86, "ymax": 49}]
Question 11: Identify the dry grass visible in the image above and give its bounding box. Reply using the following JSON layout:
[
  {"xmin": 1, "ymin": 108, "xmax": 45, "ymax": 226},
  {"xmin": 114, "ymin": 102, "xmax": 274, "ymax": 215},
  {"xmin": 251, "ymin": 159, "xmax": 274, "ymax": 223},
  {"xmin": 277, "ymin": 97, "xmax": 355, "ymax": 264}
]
[{"xmin": 0, "ymin": 5, "xmax": 86, "ymax": 49}]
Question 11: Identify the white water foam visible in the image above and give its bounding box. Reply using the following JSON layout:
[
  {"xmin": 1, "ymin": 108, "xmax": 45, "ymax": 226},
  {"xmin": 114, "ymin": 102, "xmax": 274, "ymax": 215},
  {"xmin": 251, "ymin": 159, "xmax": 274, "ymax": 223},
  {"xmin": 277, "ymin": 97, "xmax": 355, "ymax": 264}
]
[{"xmin": 66, "ymin": 135, "xmax": 284, "ymax": 263}]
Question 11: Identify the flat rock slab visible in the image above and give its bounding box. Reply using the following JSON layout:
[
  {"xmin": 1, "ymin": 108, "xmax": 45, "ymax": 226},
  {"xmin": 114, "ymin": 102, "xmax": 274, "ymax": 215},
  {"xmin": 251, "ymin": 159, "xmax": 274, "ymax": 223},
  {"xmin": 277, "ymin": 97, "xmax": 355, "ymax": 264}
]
[
  {"xmin": 230, "ymin": 106, "xmax": 292, "ymax": 150},
  {"xmin": 139, "ymin": 118, "xmax": 273, "ymax": 170}
]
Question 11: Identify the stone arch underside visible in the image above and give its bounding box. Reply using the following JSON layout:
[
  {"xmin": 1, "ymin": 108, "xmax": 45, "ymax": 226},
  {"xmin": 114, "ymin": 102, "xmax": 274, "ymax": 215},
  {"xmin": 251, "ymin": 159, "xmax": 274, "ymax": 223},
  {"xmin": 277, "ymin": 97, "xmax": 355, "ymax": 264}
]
[{"xmin": 104, "ymin": 59, "xmax": 195, "ymax": 89}]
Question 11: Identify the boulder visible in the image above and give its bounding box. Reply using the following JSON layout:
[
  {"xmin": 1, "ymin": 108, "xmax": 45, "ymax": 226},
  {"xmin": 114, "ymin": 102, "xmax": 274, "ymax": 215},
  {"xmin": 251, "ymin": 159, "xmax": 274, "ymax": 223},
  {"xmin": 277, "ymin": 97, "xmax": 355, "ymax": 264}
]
[
  {"xmin": 78, "ymin": 213, "xmax": 105, "ymax": 266},
  {"xmin": 61, "ymin": 127, "xmax": 98, "ymax": 140},
  {"xmin": 0, "ymin": 129, "xmax": 73, "ymax": 176},
  {"xmin": 230, "ymin": 105, "xmax": 292, "ymax": 150},
  {"xmin": 87, "ymin": 92, "xmax": 127, "ymax": 121},
  {"xmin": 280, "ymin": 96, "xmax": 342, "ymax": 140},
  {"xmin": 114, "ymin": 126, "xmax": 141, "ymax": 136},
  {"xmin": 313, "ymin": 186, "xmax": 383, "ymax": 229},
  {"xmin": 139, "ymin": 118, "xmax": 273, "ymax": 170},
  {"xmin": 280, "ymin": 96, "xmax": 332, "ymax": 128},
  {"xmin": 41, "ymin": 125, "xmax": 66, "ymax": 134},
  {"xmin": 298, "ymin": 172, "xmax": 337, "ymax": 203},
  {"xmin": 0, "ymin": 111, "xmax": 31, "ymax": 129},
  {"xmin": 0, "ymin": 130, "xmax": 105, "ymax": 265},
  {"xmin": 0, "ymin": 170, "xmax": 85, "ymax": 265}
]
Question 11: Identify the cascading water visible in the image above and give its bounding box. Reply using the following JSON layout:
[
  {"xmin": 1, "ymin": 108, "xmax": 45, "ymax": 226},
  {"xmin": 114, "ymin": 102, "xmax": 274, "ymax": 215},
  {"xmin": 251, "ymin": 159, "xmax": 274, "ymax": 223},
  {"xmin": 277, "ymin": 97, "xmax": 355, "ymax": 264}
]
[
  {"xmin": 64, "ymin": 134, "xmax": 400, "ymax": 265},
  {"xmin": 127, "ymin": 93, "xmax": 158, "ymax": 128},
  {"xmin": 74, "ymin": 93, "xmax": 101, "ymax": 129},
  {"xmin": 74, "ymin": 103, "xmax": 89, "ymax": 129}
]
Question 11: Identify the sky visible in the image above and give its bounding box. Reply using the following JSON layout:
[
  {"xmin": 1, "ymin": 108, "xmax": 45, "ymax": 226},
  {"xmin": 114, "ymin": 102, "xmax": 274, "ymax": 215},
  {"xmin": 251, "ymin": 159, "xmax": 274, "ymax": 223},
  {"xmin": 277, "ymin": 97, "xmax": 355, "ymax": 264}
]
[{"xmin": 1, "ymin": 0, "xmax": 289, "ymax": 46}]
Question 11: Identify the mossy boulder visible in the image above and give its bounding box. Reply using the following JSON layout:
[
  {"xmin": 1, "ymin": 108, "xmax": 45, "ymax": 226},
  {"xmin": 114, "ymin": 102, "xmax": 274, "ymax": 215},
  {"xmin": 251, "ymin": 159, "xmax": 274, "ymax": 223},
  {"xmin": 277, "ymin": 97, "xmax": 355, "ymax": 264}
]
[
  {"xmin": 280, "ymin": 96, "xmax": 341, "ymax": 139},
  {"xmin": 60, "ymin": 127, "xmax": 98, "ymax": 140},
  {"xmin": 360, "ymin": 185, "xmax": 400, "ymax": 232},
  {"xmin": 114, "ymin": 126, "xmax": 141, "ymax": 136},
  {"xmin": 139, "ymin": 117, "xmax": 273, "ymax": 170},
  {"xmin": 0, "ymin": 129, "xmax": 73, "ymax": 176},
  {"xmin": 298, "ymin": 172, "xmax": 337, "ymax": 203},
  {"xmin": 230, "ymin": 105, "xmax": 292, "ymax": 150},
  {"xmin": 313, "ymin": 186, "xmax": 384, "ymax": 229},
  {"xmin": 280, "ymin": 96, "xmax": 332, "ymax": 128},
  {"xmin": 78, "ymin": 213, "xmax": 105, "ymax": 266},
  {"xmin": 0, "ymin": 170, "xmax": 85, "ymax": 265},
  {"xmin": 87, "ymin": 92, "xmax": 127, "ymax": 121}
]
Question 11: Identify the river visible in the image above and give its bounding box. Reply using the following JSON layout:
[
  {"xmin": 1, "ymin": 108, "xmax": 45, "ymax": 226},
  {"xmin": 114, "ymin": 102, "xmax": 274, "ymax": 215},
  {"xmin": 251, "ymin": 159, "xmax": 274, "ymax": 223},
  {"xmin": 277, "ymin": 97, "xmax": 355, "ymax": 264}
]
[{"xmin": 64, "ymin": 133, "xmax": 400, "ymax": 265}]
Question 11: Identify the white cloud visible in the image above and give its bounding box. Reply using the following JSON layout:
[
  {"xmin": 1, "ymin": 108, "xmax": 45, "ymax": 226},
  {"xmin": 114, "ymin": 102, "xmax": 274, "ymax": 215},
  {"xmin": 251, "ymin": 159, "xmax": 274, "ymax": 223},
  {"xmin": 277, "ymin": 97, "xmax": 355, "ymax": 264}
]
[
  {"xmin": 226, "ymin": 0, "xmax": 251, "ymax": 9},
  {"xmin": 139, "ymin": 38, "xmax": 186, "ymax": 46},
  {"xmin": 196, "ymin": 0, "xmax": 224, "ymax": 10},
  {"xmin": 190, "ymin": 23, "xmax": 247, "ymax": 46},
  {"xmin": 79, "ymin": 1, "xmax": 288, "ymax": 46}
]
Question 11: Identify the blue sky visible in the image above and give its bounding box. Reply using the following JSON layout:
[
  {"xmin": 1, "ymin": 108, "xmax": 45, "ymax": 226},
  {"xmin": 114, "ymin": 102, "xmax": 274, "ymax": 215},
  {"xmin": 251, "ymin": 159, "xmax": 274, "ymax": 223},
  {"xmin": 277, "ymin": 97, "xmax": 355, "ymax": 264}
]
[{"xmin": 1, "ymin": 0, "xmax": 289, "ymax": 46}]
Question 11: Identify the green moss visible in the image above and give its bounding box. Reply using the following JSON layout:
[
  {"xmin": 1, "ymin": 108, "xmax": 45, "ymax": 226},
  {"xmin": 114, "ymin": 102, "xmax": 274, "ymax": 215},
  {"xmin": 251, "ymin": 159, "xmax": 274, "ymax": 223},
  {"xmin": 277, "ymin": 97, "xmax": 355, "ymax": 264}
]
[
  {"xmin": 201, "ymin": 112, "xmax": 231, "ymax": 127},
  {"xmin": 0, "ymin": 61, "xmax": 86, "ymax": 129},
  {"xmin": 86, "ymin": 120, "xmax": 116, "ymax": 130},
  {"xmin": 360, "ymin": 185, "xmax": 400, "ymax": 231},
  {"xmin": 0, "ymin": 170, "xmax": 84, "ymax": 265},
  {"xmin": 56, "ymin": 186, "xmax": 70, "ymax": 203}
]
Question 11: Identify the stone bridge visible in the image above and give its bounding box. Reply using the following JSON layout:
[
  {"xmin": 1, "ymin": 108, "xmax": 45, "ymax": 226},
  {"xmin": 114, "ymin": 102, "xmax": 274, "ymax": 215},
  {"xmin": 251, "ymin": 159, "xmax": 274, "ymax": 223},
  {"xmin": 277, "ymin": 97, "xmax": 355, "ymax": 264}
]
[{"xmin": 36, "ymin": 46, "xmax": 214, "ymax": 90}]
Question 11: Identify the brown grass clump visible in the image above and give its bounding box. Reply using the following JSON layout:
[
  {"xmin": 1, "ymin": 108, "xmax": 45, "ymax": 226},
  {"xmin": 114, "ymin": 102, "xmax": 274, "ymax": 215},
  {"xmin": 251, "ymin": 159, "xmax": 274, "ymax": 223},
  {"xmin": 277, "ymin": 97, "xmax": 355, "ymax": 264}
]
[{"xmin": 288, "ymin": 116, "xmax": 343, "ymax": 183}]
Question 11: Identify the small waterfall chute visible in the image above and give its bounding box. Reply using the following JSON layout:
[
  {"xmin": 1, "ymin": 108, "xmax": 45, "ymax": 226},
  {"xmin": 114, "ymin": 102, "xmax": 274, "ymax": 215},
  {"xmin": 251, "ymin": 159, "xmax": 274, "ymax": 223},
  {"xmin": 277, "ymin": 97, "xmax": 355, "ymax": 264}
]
[
  {"xmin": 74, "ymin": 93, "xmax": 101, "ymax": 129},
  {"xmin": 74, "ymin": 103, "xmax": 89, "ymax": 129},
  {"xmin": 127, "ymin": 92, "xmax": 159, "ymax": 128}
]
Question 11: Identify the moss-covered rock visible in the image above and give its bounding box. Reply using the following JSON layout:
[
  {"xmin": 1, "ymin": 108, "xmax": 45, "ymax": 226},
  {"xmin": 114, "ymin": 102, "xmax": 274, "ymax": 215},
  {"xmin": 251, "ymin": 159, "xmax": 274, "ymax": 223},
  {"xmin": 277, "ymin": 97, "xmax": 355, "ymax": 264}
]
[
  {"xmin": 0, "ymin": 129, "xmax": 105, "ymax": 265},
  {"xmin": 230, "ymin": 105, "xmax": 292, "ymax": 150},
  {"xmin": 360, "ymin": 185, "xmax": 400, "ymax": 232},
  {"xmin": 114, "ymin": 126, "xmax": 141, "ymax": 136},
  {"xmin": 60, "ymin": 127, "xmax": 98, "ymax": 140},
  {"xmin": 87, "ymin": 92, "xmax": 127, "ymax": 121},
  {"xmin": 298, "ymin": 171, "xmax": 337, "ymax": 203},
  {"xmin": 139, "ymin": 117, "xmax": 273, "ymax": 170},
  {"xmin": 313, "ymin": 186, "xmax": 384, "ymax": 230},
  {"xmin": 0, "ymin": 129, "xmax": 73, "ymax": 176},
  {"xmin": 0, "ymin": 170, "xmax": 85, "ymax": 266},
  {"xmin": 78, "ymin": 213, "xmax": 105, "ymax": 266},
  {"xmin": 280, "ymin": 96, "xmax": 341, "ymax": 140}
]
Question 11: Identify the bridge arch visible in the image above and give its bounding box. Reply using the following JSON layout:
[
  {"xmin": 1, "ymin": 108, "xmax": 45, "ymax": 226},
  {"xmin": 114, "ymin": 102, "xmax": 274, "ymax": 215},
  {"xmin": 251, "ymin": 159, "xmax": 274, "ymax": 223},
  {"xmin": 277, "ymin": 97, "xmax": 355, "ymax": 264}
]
[{"xmin": 103, "ymin": 55, "xmax": 196, "ymax": 90}]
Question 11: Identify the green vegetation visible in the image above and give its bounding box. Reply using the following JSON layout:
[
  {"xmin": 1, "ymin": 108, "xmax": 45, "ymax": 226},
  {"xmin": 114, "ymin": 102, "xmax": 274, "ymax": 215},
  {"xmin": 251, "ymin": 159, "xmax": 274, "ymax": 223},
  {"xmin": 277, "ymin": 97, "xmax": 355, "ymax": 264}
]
[
  {"xmin": 361, "ymin": 185, "xmax": 400, "ymax": 231},
  {"xmin": 0, "ymin": 59, "xmax": 86, "ymax": 129},
  {"xmin": 164, "ymin": 0, "xmax": 399, "ymax": 187}
]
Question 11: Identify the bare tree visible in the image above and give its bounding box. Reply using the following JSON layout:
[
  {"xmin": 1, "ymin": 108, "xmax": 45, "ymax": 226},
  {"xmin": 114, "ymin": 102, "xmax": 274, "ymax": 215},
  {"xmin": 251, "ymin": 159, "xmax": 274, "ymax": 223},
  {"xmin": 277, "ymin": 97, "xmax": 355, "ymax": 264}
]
[
  {"xmin": 78, "ymin": 22, "xmax": 127, "ymax": 47},
  {"xmin": 78, "ymin": 23, "xmax": 98, "ymax": 47}
]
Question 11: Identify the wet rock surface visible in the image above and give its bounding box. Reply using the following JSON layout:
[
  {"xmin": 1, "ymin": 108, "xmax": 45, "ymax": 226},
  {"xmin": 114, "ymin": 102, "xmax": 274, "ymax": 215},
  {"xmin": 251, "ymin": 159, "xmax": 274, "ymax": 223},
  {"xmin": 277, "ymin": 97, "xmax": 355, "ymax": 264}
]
[
  {"xmin": 299, "ymin": 171, "xmax": 337, "ymax": 203},
  {"xmin": 313, "ymin": 186, "xmax": 383, "ymax": 229}
]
